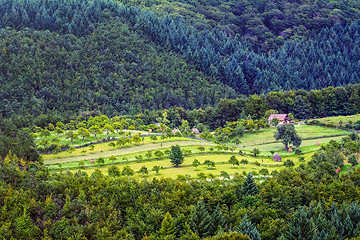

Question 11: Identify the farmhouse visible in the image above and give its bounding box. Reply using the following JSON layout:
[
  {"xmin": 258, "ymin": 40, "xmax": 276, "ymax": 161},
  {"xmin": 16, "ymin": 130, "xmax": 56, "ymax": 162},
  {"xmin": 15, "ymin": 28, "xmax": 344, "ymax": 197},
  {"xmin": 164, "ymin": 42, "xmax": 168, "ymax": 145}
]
[{"xmin": 268, "ymin": 114, "xmax": 291, "ymax": 124}]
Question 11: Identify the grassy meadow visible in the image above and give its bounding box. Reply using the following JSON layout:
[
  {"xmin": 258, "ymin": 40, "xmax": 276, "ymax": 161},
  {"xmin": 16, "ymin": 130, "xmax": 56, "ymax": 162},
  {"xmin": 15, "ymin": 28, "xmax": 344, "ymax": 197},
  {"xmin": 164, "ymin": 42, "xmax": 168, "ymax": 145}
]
[{"xmin": 38, "ymin": 123, "xmax": 353, "ymax": 179}]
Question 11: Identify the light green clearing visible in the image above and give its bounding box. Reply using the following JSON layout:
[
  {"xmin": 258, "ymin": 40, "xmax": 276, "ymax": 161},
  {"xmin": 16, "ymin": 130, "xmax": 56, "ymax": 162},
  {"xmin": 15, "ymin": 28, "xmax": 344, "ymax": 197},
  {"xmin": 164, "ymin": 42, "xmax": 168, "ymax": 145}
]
[
  {"xmin": 313, "ymin": 114, "xmax": 360, "ymax": 126},
  {"xmin": 67, "ymin": 153, "xmax": 306, "ymax": 179},
  {"xmin": 44, "ymin": 124, "xmax": 352, "ymax": 178},
  {"xmin": 239, "ymin": 125, "xmax": 348, "ymax": 148},
  {"xmin": 42, "ymin": 137, "xmax": 205, "ymax": 160},
  {"xmin": 45, "ymin": 141, "xmax": 214, "ymax": 167}
]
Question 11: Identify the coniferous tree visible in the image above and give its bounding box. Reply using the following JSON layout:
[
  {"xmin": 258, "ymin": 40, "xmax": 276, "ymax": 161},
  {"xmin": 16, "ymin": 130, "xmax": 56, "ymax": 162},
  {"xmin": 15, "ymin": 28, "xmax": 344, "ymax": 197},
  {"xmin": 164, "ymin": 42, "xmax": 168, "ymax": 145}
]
[
  {"xmin": 158, "ymin": 212, "xmax": 176, "ymax": 238},
  {"xmin": 240, "ymin": 173, "xmax": 259, "ymax": 197},
  {"xmin": 234, "ymin": 215, "xmax": 261, "ymax": 240},
  {"xmin": 211, "ymin": 205, "xmax": 226, "ymax": 235},
  {"xmin": 189, "ymin": 200, "xmax": 214, "ymax": 238}
]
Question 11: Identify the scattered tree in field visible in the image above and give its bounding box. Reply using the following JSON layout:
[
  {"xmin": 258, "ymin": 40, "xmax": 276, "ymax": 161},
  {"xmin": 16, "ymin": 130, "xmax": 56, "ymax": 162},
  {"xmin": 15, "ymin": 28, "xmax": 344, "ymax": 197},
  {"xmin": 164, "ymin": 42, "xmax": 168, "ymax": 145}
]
[
  {"xmin": 152, "ymin": 165, "xmax": 161, "ymax": 175},
  {"xmin": 89, "ymin": 145, "xmax": 95, "ymax": 152},
  {"xmin": 108, "ymin": 142, "xmax": 115, "ymax": 150},
  {"xmin": 116, "ymin": 138, "xmax": 126, "ymax": 148},
  {"xmin": 122, "ymin": 166, "xmax": 134, "ymax": 178},
  {"xmin": 135, "ymin": 155, "xmax": 143, "ymax": 162},
  {"xmin": 108, "ymin": 165, "xmax": 121, "ymax": 177},
  {"xmin": 209, "ymin": 146, "xmax": 214, "ymax": 153},
  {"xmin": 145, "ymin": 150, "xmax": 152, "ymax": 160},
  {"xmin": 109, "ymin": 155, "xmax": 117, "ymax": 164},
  {"xmin": 240, "ymin": 159, "xmax": 249, "ymax": 168},
  {"xmin": 154, "ymin": 150, "xmax": 164, "ymax": 159},
  {"xmin": 77, "ymin": 127, "xmax": 90, "ymax": 141},
  {"xmin": 192, "ymin": 159, "xmax": 200, "ymax": 170},
  {"xmin": 299, "ymin": 156, "xmax": 305, "ymax": 162},
  {"xmin": 348, "ymin": 154, "xmax": 358, "ymax": 167},
  {"xmin": 198, "ymin": 145, "xmax": 205, "ymax": 154},
  {"xmin": 229, "ymin": 146, "xmax": 236, "ymax": 153},
  {"xmin": 215, "ymin": 145, "xmax": 223, "ymax": 152},
  {"xmin": 103, "ymin": 124, "xmax": 115, "ymax": 139},
  {"xmin": 54, "ymin": 126, "xmax": 64, "ymax": 137},
  {"xmin": 169, "ymin": 145, "xmax": 184, "ymax": 167},
  {"xmin": 96, "ymin": 157, "xmax": 105, "ymax": 167},
  {"xmin": 89, "ymin": 125, "xmax": 102, "ymax": 139},
  {"xmin": 132, "ymin": 134, "xmax": 142, "ymax": 145},
  {"xmin": 66, "ymin": 130, "xmax": 77, "ymax": 144},
  {"xmin": 283, "ymin": 159, "xmax": 295, "ymax": 167},
  {"xmin": 228, "ymin": 155, "xmax": 239, "ymax": 168},
  {"xmin": 150, "ymin": 135, "xmax": 158, "ymax": 142},
  {"xmin": 274, "ymin": 124, "xmax": 302, "ymax": 150},
  {"xmin": 252, "ymin": 148, "xmax": 260, "ymax": 157},
  {"xmin": 183, "ymin": 149, "xmax": 192, "ymax": 156},
  {"xmin": 81, "ymin": 149, "xmax": 87, "ymax": 155},
  {"xmin": 67, "ymin": 146, "xmax": 75, "ymax": 155},
  {"xmin": 113, "ymin": 122, "xmax": 123, "ymax": 135},
  {"xmin": 204, "ymin": 160, "xmax": 215, "ymax": 169},
  {"xmin": 139, "ymin": 166, "xmax": 148, "ymax": 177}
]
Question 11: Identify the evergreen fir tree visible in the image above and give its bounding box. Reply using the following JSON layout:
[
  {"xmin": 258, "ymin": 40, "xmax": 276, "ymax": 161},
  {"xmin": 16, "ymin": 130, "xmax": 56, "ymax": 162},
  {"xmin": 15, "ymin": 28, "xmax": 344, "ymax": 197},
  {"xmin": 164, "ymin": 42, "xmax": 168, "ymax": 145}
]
[
  {"xmin": 211, "ymin": 204, "xmax": 226, "ymax": 235},
  {"xmin": 158, "ymin": 212, "xmax": 176, "ymax": 238},
  {"xmin": 234, "ymin": 215, "xmax": 261, "ymax": 240},
  {"xmin": 240, "ymin": 173, "xmax": 259, "ymax": 197},
  {"xmin": 189, "ymin": 200, "xmax": 214, "ymax": 238}
]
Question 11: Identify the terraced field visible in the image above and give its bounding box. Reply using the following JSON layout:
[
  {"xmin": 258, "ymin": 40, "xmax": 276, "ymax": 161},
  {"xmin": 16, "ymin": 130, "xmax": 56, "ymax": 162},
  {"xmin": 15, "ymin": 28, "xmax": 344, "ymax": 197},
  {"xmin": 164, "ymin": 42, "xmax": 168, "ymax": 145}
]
[{"xmin": 40, "ymin": 124, "xmax": 351, "ymax": 179}]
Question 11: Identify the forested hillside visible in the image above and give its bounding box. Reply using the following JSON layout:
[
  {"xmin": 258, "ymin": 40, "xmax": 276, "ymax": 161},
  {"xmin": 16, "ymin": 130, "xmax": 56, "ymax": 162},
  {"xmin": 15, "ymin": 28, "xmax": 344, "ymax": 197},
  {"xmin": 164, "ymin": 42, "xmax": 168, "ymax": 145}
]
[
  {"xmin": 120, "ymin": 0, "xmax": 360, "ymax": 52},
  {"xmin": 0, "ymin": 12, "xmax": 236, "ymax": 118},
  {"xmin": 1, "ymin": 0, "xmax": 360, "ymax": 118}
]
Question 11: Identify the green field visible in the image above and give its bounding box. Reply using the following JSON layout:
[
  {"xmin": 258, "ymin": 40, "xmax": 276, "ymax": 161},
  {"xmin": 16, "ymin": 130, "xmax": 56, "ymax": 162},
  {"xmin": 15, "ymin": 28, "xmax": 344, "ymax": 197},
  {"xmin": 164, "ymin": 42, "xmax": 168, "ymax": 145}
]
[
  {"xmin": 40, "ymin": 124, "xmax": 352, "ymax": 179},
  {"xmin": 312, "ymin": 114, "xmax": 360, "ymax": 126}
]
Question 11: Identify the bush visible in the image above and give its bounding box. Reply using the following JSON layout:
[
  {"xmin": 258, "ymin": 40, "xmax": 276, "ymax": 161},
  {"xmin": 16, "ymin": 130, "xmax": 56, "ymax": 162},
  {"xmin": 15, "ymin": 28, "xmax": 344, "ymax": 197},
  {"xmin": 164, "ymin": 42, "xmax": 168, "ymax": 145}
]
[
  {"xmin": 295, "ymin": 149, "xmax": 303, "ymax": 155},
  {"xmin": 283, "ymin": 159, "xmax": 295, "ymax": 167}
]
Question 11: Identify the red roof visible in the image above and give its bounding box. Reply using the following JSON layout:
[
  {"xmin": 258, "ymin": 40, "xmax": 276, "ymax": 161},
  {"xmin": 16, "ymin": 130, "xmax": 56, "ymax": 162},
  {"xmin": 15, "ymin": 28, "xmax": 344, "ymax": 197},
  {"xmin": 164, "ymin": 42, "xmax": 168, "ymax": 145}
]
[{"xmin": 268, "ymin": 114, "xmax": 289, "ymax": 121}]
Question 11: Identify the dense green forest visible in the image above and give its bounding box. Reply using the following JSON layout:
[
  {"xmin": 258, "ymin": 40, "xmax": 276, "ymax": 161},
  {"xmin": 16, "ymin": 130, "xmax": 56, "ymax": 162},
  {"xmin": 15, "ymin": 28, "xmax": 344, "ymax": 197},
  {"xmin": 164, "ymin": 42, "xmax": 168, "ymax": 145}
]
[
  {"xmin": 1, "ymin": 131, "xmax": 360, "ymax": 239},
  {"xmin": 2, "ymin": 1, "xmax": 360, "ymax": 238},
  {"xmin": 0, "ymin": 19, "xmax": 236, "ymax": 118},
  {"xmin": 6, "ymin": 83, "xmax": 360, "ymax": 132},
  {"xmin": 1, "ymin": 0, "xmax": 360, "ymax": 115},
  {"xmin": 120, "ymin": 0, "xmax": 360, "ymax": 52}
]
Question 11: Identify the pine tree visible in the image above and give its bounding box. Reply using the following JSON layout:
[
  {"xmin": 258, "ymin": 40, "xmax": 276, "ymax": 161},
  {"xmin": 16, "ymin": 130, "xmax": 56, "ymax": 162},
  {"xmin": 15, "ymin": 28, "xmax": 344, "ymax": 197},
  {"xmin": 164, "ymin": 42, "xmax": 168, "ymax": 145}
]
[
  {"xmin": 234, "ymin": 215, "xmax": 261, "ymax": 240},
  {"xmin": 211, "ymin": 205, "xmax": 226, "ymax": 235},
  {"xmin": 189, "ymin": 200, "xmax": 214, "ymax": 238},
  {"xmin": 158, "ymin": 212, "xmax": 176, "ymax": 238},
  {"xmin": 240, "ymin": 173, "xmax": 259, "ymax": 197}
]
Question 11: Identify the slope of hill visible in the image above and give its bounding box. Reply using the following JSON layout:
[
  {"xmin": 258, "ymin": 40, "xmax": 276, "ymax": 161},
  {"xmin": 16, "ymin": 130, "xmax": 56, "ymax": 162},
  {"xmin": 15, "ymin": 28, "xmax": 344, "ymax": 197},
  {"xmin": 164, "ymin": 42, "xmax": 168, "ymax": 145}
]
[
  {"xmin": 1, "ymin": 0, "xmax": 360, "ymax": 118},
  {"xmin": 119, "ymin": 0, "xmax": 360, "ymax": 53},
  {"xmin": 0, "ymin": 19, "xmax": 236, "ymax": 118}
]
